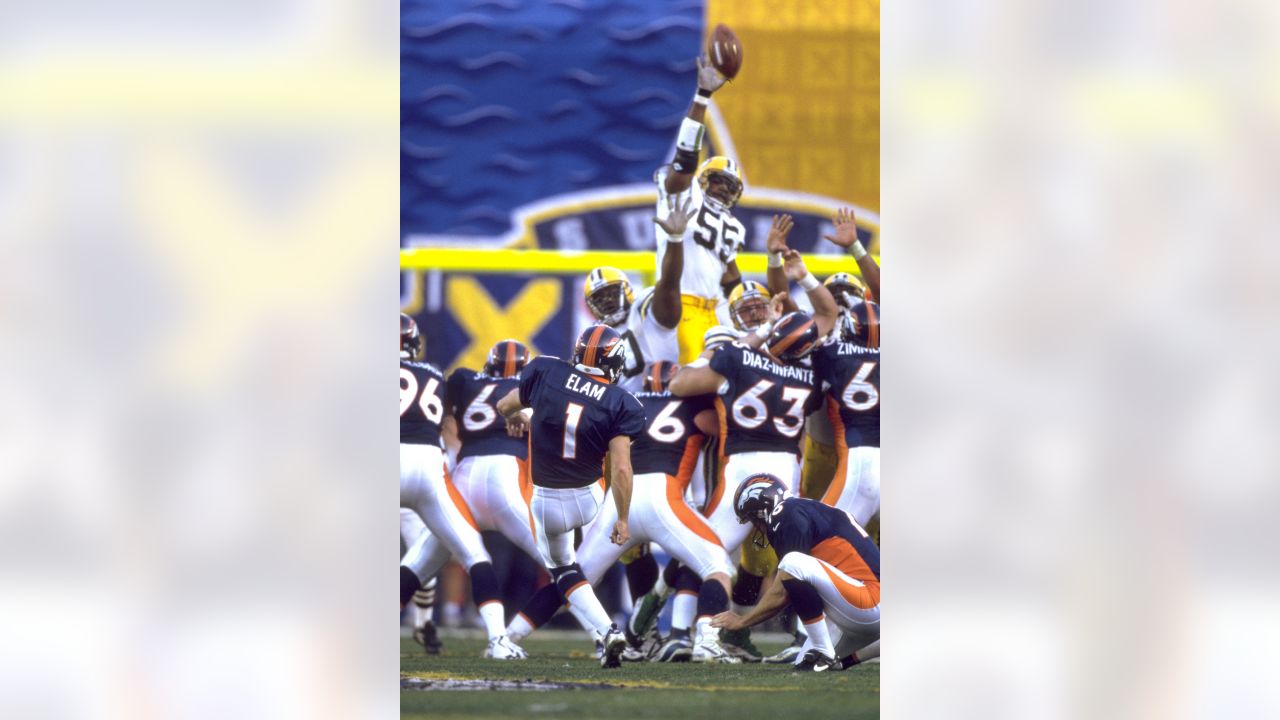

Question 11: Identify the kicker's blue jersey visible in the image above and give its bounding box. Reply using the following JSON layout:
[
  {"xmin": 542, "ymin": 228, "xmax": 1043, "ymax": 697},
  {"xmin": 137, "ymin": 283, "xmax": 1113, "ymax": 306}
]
[
  {"xmin": 708, "ymin": 342, "xmax": 822, "ymax": 457},
  {"xmin": 445, "ymin": 369, "xmax": 527, "ymax": 461},
  {"xmin": 519, "ymin": 356, "xmax": 646, "ymax": 489},
  {"xmin": 400, "ymin": 360, "xmax": 445, "ymax": 446},
  {"xmin": 629, "ymin": 391, "xmax": 714, "ymax": 482},
  {"xmin": 765, "ymin": 497, "xmax": 880, "ymax": 584},
  {"xmin": 811, "ymin": 341, "xmax": 880, "ymax": 449}
]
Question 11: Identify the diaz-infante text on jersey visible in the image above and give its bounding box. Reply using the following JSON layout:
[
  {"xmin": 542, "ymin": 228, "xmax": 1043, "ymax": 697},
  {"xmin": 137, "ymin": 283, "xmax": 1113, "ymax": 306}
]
[{"xmin": 709, "ymin": 342, "xmax": 822, "ymax": 458}]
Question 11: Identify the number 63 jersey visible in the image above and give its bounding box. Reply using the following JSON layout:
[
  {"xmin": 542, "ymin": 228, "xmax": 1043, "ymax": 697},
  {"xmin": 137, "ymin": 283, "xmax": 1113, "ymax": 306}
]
[
  {"xmin": 400, "ymin": 359, "xmax": 445, "ymax": 446},
  {"xmin": 810, "ymin": 341, "xmax": 880, "ymax": 449},
  {"xmin": 708, "ymin": 342, "xmax": 822, "ymax": 457}
]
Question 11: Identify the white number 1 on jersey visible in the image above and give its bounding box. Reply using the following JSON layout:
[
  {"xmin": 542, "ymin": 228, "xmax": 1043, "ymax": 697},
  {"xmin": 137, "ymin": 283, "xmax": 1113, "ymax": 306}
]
[{"xmin": 562, "ymin": 403, "xmax": 584, "ymax": 459}]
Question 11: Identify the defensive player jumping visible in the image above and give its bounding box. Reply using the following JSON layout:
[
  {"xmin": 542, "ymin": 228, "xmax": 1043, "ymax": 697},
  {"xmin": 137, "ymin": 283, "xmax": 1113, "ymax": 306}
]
[
  {"xmin": 495, "ymin": 325, "xmax": 646, "ymax": 669},
  {"xmin": 713, "ymin": 474, "xmax": 880, "ymax": 672},
  {"xmin": 398, "ymin": 314, "xmax": 527, "ymax": 660}
]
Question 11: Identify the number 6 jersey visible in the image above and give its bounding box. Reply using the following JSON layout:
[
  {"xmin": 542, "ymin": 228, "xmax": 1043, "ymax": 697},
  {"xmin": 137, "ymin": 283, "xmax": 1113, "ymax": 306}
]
[
  {"xmin": 400, "ymin": 359, "xmax": 446, "ymax": 446},
  {"xmin": 708, "ymin": 342, "xmax": 822, "ymax": 457},
  {"xmin": 445, "ymin": 369, "xmax": 527, "ymax": 460},
  {"xmin": 519, "ymin": 356, "xmax": 646, "ymax": 489}
]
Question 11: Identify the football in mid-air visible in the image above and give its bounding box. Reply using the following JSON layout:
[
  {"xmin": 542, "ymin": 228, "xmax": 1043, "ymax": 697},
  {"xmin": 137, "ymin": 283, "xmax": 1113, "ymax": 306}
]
[{"xmin": 708, "ymin": 24, "xmax": 743, "ymax": 80}]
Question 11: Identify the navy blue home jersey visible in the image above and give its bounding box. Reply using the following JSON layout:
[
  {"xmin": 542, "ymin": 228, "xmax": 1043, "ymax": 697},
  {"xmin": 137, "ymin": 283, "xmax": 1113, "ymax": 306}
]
[
  {"xmin": 811, "ymin": 341, "xmax": 880, "ymax": 449},
  {"xmin": 629, "ymin": 391, "xmax": 714, "ymax": 484},
  {"xmin": 765, "ymin": 497, "xmax": 880, "ymax": 584},
  {"xmin": 519, "ymin": 356, "xmax": 646, "ymax": 489},
  {"xmin": 400, "ymin": 360, "xmax": 445, "ymax": 446},
  {"xmin": 708, "ymin": 342, "xmax": 822, "ymax": 457},
  {"xmin": 445, "ymin": 369, "xmax": 527, "ymax": 460}
]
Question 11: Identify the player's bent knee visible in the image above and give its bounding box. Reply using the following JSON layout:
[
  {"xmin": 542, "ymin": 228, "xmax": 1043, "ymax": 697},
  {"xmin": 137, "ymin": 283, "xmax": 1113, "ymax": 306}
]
[{"xmin": 776, "ymin": 552, "xmax": 810, "ymax": 579}]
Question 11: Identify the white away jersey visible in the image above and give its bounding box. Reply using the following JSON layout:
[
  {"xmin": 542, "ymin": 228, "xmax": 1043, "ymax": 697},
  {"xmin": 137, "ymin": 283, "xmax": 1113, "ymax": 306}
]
[
  {"xmin": 617, "ymin": 285, "xmax": 679, "ymax": 393},
  {"xmin": 654, "ymin": 166, "xmax": 745, "ymax": 300}
]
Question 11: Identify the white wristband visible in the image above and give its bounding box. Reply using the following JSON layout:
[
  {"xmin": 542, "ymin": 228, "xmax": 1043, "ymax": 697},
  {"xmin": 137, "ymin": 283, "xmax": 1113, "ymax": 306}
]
[
  {"xmin": 752, "ymin": 320, "xmax": 775, "ymax": 341},
  {"xmin": 692, "ymin": 94, "xmax": 709, "ymax": 107},
  {"xmin": 850, "ymin": 241, "xmax": 868, "ymax": 260},
  {"xmin": 799, "ymin": 273, "xmax": 820, "ymax": 291},
  {"xmin": 767, "ymin": 251, "xmax": 783, "ymax": 268},
  {"xmin": 665, "ymin": 233, "xmax": 683, "ymax": 243}
]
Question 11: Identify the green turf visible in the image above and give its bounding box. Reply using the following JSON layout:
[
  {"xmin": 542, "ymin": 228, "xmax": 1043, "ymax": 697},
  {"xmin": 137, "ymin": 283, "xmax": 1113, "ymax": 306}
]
[{"xmin": 401, "ymin": 634, "xmax": 878, "ymax": 719}]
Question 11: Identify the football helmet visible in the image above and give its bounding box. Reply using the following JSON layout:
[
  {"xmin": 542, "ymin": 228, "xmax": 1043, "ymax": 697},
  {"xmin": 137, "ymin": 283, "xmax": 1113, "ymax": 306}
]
[
  {"xmin": 400, "ymin": 313, "xmax": 422, "ymax": 360},
  {"xmin": 696, "ymin": 156, "xmax": 745, "ymax": 210},
  {"xmin": 765, "ymin": 311, "xmax": 821, "ymax": 362},
  {"xmin": 837, "ymin": 298, "xmax": 881, "ymax": 349},
  {"xmin": 727, "ymin": 280, "xmax": 772, "ymax": 331},
  {"xmin": 823, "ymin": 272, "xmax": 869, "ymax": 311},
  {"xmin": 484, "ymin": 339, "xmax": 530, "ymax": 378},
  {"xmin": 573, "ymin": 324, "xmax": 628, "ymax": 383},
  {"xmin": 733, "ymin": 473, "xmax": 788, "ymax": 548},
  {"xmin": 583, "ymin": 266, "xmax": 634, "ymax": 327},
  {"xmin": 643, "ymin": 360, "xmax": 678, "ymax": 393}
]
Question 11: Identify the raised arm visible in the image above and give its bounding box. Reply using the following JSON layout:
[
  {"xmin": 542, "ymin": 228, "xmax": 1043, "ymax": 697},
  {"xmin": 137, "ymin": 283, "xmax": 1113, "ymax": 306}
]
[
  {"xmin": 664, "ymin": 57, "xmax": 728, "ymax": 196},
  {"xmin": 763, "ymin": 214, "xmax": 799, "ymax": 314},
  {"xmin": 782, "ymin": 249, "xmax": 839, "ymax": 339},
  {"xmin": 823, "ymin": 207, "xmax": 880, "ymax": 303},
  {"xmin": 607, "ymin": 435, "xmax": 634, "ymax": 545},
  {"xmin": 651, "ymin": 195, "xmax": 697, "ymax": 329}
]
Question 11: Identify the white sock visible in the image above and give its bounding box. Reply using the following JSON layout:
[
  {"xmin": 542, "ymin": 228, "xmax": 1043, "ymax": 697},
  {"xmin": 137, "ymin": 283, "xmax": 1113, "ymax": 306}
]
[
  {"xmin": 477, "ymin": 601, "xmax": 506, "ymax": 641},
  {"xmin": 802, "ymin": 616, "xmax": 835, "ymax": 659},
  {"xmin": 506, "ymin": 612, "xmax": 534, "ymax": 642},
  {"xmin": 694, "ymin": 617, "xmax": 715, "ymax": 644},
  {"xmin": 794, "ymin": 613, "xmax": 809, "ymax": 638},
  {"xmin": 565, "ymin": 584, "xmax": 613, "ymax": 637},
  {"xmin": 672, "ymin": 591, "xmax": 697, "ymax": 635}
]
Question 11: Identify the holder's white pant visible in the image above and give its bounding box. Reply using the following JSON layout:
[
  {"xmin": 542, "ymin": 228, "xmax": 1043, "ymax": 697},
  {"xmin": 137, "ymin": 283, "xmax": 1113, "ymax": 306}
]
[
  {"xmin": 823, "ymin": 446, "xmax": 880, "ymax": 526},
  {"xmin": 777, "ymin": 551, "xmax": 881, "ymax": 631},
  {"xmin": 400, "ymin": 443, "xmax": 490, "ymax": 581},
  {"xmin": 579, "ymin": 472, "xmax": 732, "ymax": 583}
]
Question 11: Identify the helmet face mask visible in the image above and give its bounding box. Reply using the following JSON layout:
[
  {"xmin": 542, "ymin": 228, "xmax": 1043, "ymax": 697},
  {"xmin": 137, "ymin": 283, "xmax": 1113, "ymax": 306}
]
[
  {"xmin": 728, "ymin": 280, "xmax": 772, "ymax": 332},
  {"xmin": 583, "ymin": 267, "xmax": 634, "ymax": 327},
  {"xmin": 696, "ymin": 156, "xmax": 745, "ymax": 210},
  {"xmin": 733, "ymin": 474, "xmax": 788, "ymax": 546}
]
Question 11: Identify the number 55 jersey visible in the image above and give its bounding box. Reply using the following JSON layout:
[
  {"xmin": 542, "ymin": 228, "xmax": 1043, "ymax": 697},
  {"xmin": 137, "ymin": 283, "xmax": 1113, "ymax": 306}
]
[{"xmin": 810, "ymin": 341, "xmax": 881, "ymax": 524}]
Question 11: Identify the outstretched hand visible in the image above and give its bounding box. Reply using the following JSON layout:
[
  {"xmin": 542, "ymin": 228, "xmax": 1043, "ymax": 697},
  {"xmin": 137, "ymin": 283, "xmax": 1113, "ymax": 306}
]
[
  {"xmin": 765, "ymin": 214, "xmax": 794, "ymax": 254},
  {"xmin": 654, "ymin": 195, "xmax": 697, "ymax": 237},
  {"xmin": 782, "ymin": 248, "xmax": 809, "ymax": 282},
  {"xmin": 822, "ymin": 207, "xmax": 861, "ymax": 249},
  {"xmin": 696, "ymin": 55, "xmax": 728, "ymax": 94},
  {"xmin": 768, "ymin": 293, "xmax": 786, "ymax": 323}
]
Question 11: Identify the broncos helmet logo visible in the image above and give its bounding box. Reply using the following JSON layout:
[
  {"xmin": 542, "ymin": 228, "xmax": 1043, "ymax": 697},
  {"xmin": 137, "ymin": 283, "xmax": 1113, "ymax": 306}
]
[{"xmin": 573, "ymin": 324, "xmax": 627, "ymax": 383}]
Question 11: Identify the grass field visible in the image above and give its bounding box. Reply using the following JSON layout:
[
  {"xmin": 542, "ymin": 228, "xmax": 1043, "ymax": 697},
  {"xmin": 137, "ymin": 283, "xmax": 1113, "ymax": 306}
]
[{"xmin": 401, "ymin": 630, "xmax": 878, "ymax": 719}]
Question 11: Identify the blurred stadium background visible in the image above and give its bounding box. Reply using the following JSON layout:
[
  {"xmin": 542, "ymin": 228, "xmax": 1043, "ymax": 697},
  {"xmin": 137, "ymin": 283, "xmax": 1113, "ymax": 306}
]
[{"xmin": 401, "ymin": 0, "xmax": 880, "ymax": 372}]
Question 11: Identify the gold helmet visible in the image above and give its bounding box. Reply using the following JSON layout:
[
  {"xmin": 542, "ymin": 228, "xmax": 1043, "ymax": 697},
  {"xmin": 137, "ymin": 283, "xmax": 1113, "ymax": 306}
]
[
  {"xmin": 583, "ymin": 266, "xmax": 634, "ymax": 327},
  {"xmin": 823, "ymin": 272, "xmax": 869, "ymax": 311},
  {"xmin": 728, "ymin": 280, "xmax": 772, "ymax": 331},
  {"xmin": 696, "ymin": 156, "xmax": 745, "ymax": 210}
]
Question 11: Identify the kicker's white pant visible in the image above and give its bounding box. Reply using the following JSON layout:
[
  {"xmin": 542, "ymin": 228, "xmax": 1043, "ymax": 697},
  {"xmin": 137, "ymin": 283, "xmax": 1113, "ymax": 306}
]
[
  {"xmin": 777, "ymin": 551, "xmax": 881, "ymax": 632},
  {"xmin": 530, "ymin": 484, "xmax": 605, "ymax": 568},
  {"xmin": 451, "ymin": 454, "xmax": 540, "ymax": 562},
  {"xmin": 400, "ymin": 443, "xmax": 490, "ymax": 581},
  {"xmin": 823, "ymin": 446, "xmax": 880, "ymax": 526},
  {"xmin": 704, "ymin": 451, "xmax": 801, "ymax": 556},
  {"xmin": 579, "ymin": 472, "xmax": 732, "ymax": 583}
]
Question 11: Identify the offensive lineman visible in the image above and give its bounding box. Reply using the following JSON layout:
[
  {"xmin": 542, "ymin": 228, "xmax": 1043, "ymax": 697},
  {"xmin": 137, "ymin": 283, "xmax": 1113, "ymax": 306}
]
[
  {"xmin": 398, "ymin": 314, "xmax": 527, "ymax": 659},
  {"xmin": 495, "ymin": 325, "xmax": 646, "ymax": 669}
]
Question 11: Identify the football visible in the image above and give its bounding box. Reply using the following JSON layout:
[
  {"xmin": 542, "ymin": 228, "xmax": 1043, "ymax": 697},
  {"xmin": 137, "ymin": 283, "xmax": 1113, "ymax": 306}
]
[{"xmin": 707, "ymin": 23, "xmax": 744, "ymax": 80}]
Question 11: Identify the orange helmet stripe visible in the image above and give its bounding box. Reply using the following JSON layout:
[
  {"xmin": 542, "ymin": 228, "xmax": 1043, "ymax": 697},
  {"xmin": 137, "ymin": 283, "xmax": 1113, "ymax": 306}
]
[
  {"xmin": 504, "ymin": 342, "xmax": 516, "ymax": 377},
  {"xmin": 768, "ymin": 319, "xmax": 815, "ymax": 357},
  {"xmin": 582, "ymin": 325, "xmax": 606, "ymax": 368}
]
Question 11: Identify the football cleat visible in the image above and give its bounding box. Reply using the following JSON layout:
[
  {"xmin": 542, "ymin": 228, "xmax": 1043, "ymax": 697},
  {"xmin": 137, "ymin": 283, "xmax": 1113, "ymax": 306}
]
[
  {"xmin": 628, "ymin": 588, "xmax": 671, "ymax": 641},
  {"xmin": 600, "ymin": 624, "xmax": 627, "ymax": 669},
  {"xmin": 717, "ymin": 627, "xmax": 763, "ymax": 663},
  {"xmin": 727, "ymin": 280, "xmax": 772, "ymax": 332},
  {"xmin": 650, "ymin": 635, "xmax": 692, "ymax": 663},
  {"xmin": 765, "ymin": 311, "xmax": 821, "ymax": 361},
  {"xmin": 763, "ymin": 634, "xmax": 806, "ymax": 664},
  {"xmin": 792, "ymin": 649, "xmax": 837, "ymax": 673},
  {"xmin": 696, "ymin": 156, "xmax": 746, "ymax": 210},
  {"xmin": 412, "ymin": 620, "xmax": 443, "ymax": 655},
  {"xmin": 400, "ymin": 313, "xmax": 422, "ymax": 360},
  {"xmin": 692, "ymin": 633, "xmax": 744, "ymax": 664},
  {"xmin": 483, "ymin": 635, "xmax": 528, "ymax": 660},
  {"xmin": 483, "ymin": 339, "xmax": 530, "ymax": 378},
  {"xmin": 583, "ymin": 267, "xmax": 634, "ymax": 327},
  {"xmin": 573, "ymin": 324, "xmax": 628, "ymax": 384}
]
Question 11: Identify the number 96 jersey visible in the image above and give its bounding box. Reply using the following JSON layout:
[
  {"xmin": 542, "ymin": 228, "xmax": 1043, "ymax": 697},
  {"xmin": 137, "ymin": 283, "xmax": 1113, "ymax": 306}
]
[
  {"xmin": 708, "ymin": 342, "xmax": 822, "ymax": 457},
  {"xmin": 400, "ymin": 360, "xmax": 446, "ymax": 446},
  {"xmin": 445, "ymin": 370, "xmax": 527, "ymax": 460},
  {"xmin": 654, "ymin": 166, "xmax": 745, "ymax": 300},
  {"xmin": 810, "ymin": 341, "xmax": 880, "ymax": 449}
]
